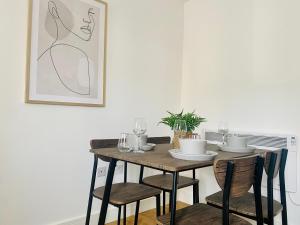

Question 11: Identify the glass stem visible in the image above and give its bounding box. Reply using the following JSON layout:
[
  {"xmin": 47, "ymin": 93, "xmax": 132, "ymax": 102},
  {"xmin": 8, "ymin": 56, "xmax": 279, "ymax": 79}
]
[{"xmin": 137, "ymin": 135, "xmax": 141, "ymax": 150}]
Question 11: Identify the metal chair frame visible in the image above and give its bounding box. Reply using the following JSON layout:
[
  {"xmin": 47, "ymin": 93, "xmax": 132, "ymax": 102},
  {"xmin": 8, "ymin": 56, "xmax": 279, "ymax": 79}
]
[
  {"xmin": 85, "ymin": 139, "xmax": 161, "ymax": 225},
  {"xmin": 207, "ymin": 149, "xmax": 288, "ymax": 225},
  {"xmin": 221, "ymin": 156, "xmax": 264, "ymax": 225}
]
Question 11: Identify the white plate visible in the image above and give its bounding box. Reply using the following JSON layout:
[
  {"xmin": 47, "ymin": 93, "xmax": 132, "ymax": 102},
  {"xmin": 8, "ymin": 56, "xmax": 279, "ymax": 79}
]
[
  {"xmin": 141, "ymin": 143, "xmax": 156, "ymax": 151},
  {"xmin": 218, "ymin": 144, "xmax": 256, "ymax": 153},
  {"xmin": 169, "ymin": 149, "xmax": 218, "ymax": 161}
]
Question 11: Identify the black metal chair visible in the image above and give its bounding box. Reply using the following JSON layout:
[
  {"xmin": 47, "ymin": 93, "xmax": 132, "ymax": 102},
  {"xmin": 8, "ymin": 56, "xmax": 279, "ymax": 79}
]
[
  {"xmin": 140, "ymin": 136, "xmax": 200, "ymax": 214},
  {"xmin": 85, "ymin": 139, "xmax": 161, "ymax": 225},
  {"xmin": 156, "ymin": 155, "xmax": 264, "ymax": 225},
  {"xmin": 206, "ymin": 149, "xmax": 288, "ymax": 225}
]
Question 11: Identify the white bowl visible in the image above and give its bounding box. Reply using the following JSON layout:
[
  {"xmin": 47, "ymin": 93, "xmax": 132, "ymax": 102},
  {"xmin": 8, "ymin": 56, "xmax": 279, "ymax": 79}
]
[
  {"xmin": 179, "ymin": 139, "xmax": 207, "ymax": 155},
  {"xmin": 141, "ymin": 143, "xmax": 156, "ymax": 151}
]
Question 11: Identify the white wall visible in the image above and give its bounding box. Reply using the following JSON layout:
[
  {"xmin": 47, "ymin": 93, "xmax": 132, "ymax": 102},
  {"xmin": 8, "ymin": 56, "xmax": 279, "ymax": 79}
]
[
  {"xmin": 181, "ymin": 0, "xmax": 300, "ymax": 224},
  {"xmin": 0, "ymin": 0, "xmax": 184, "ymax": 224},
  {"xmin": 2, "ymin": 0, "xmax": 300, "ymax": 224}
]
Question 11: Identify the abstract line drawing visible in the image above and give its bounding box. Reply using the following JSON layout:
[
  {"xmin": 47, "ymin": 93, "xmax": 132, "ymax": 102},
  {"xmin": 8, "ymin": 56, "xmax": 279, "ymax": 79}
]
[
  {"xmin": 26, "ymin": 0, "xmax": 107, "ymax": 106},
  {"xmin": 37, "ymin": 1, "xmax": 94, "ymax": 95}
]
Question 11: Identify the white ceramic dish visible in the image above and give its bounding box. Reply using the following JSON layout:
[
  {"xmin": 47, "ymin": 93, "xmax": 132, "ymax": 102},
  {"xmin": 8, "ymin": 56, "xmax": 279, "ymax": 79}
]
[
  {"xmin": 179, "ymin": 138, "xmax": 207, "ymax": 155},
  {"xmin": 218, "ymin": 144, "xmax": 256, "ymax": 153},
  {"xmin": 169, "ymin": 149, "xmax": 218, "ymax": 161},
  {"xmin": 141, "ymin": 143, "xmax": 156, "ymax": 151}
]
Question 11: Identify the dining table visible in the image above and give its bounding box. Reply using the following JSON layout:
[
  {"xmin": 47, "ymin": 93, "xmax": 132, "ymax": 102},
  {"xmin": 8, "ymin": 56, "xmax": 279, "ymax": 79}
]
[{"xmin": 90, "ymin": 143, "xmax": 263, "ymax": 225}]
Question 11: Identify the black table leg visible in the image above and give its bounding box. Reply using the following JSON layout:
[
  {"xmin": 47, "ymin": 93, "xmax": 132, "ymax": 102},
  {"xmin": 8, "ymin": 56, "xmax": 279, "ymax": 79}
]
[
  {"xmin": 85, "ymin": 155, "xmax": 98, "ymax": 225},
  {"xmin": 193, "ymin": 183, "xmax": 199, "ymax": 204},
  {"xmin": 117, "ymin": 206, "xmax": 121, "ymax": 225},
  {"xmin": 170, "ymin": 172, "xmax": 178, "ymax": 225},
  {"xmin": 156, "ymin": 194, "xmax": 161, "ymax": 217},
  {"xmin": 123, "ymin": 205, "xmax": 126, "ymax": 225},
  {"xmin": 98, "ymin": 158, "xmax": 117, "ymax": 225}
]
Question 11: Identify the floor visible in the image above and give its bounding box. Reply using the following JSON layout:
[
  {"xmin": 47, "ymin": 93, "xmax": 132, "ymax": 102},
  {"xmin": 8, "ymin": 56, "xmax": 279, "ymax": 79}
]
[{"xmin": 106, "ymin": 201, "xmax": 189, "ymax": 225}]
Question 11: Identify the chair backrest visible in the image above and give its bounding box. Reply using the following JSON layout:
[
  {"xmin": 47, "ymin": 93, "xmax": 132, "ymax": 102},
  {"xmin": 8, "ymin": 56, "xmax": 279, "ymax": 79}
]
[
  {"xmin": 90, "ymin": 139, "xmax": 118, "ymax": 162},
  {"xmin": 147, "ymin": 136, "xmax": 171, "ymax": 144},
  {"xmin": 214, "ymin": 155, "xmax": 264, "ymax": 225},
  {"xmin": 264, "ymin": 150, "xmax": 281, "ymax": 178},
  {"xmin": 264, "ymin": 149, "xmax": 288, "ymax": 179},
  {"xmin": 214, "ymin": 155, "xmax": 259, "ymax": 198}
]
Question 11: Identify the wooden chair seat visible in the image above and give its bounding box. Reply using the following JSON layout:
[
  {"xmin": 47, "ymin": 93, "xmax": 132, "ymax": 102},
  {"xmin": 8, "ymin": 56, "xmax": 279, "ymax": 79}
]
[
  {"xmin": 93, "ymin": 182, "xmax": 161, "ymax": 205},
  {"xmin": 142, "ymin": 174, "xmax": 198, "ymax": 191},
  {"xmin": 206, "ymin": 191, "xmax": 283, "ymax": 219},
  {"xmin": 156, "ymin": 203, "xmax": 252, "ymax": 225}
]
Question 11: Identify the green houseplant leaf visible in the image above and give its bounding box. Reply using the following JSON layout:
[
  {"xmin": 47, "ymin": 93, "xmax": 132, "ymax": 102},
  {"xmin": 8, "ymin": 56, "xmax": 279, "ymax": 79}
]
[{"xmin": 159, "ymin": 110, "xmax": 206, "ymax": 132}]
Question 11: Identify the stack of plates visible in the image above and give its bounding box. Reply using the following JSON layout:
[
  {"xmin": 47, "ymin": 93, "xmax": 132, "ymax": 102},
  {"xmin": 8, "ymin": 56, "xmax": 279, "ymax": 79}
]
[{"xmin": 169, "ymin": 149, "xmax": 218, "ymax": 161}]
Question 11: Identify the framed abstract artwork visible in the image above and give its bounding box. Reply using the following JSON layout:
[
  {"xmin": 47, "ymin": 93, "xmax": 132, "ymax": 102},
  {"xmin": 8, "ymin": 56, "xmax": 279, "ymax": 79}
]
[{"xmin": 26, "ymin": 0, "xmax": 107, "ymax": 107}]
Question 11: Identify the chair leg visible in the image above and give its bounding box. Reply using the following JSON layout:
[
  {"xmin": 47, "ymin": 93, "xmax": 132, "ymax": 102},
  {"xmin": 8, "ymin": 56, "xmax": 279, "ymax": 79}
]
[
  {"xmin": 281, "ymin": 192, "xmax": 288, "ymax": 225},
  {"xmin": 85, "ymin": 156, "xmax": 98, "ymax": 225},
  {"xmin": 117, "ymin": 206, "xmax": 121, "ymax": 225},
  {"xmin": 267, "ymin": 175, "xmax": 275, "ymax": 225},
  {"xmin": 134, "ymin": 200, "xmax": 140, "ymax": 225},
  {"xmin": 280, "ymin": 149, "xmax": 288, "ymax": 225},
  {"xmin": 123, "ymin": 205, "xmax": 126, "ymax": 225},
  {"xmin": 267, "ymin": 185, "xmax": 274, "ymax": 225},
  {"xmin": 193, "ymin": 183, "xmax": 199, "ymax": 204},
  {"xmin": 162, "ymin": 191, "xmax": 166, "ymax": 215},
  {"xmin": 254, "ymin": 156, "xmax": 264, "ymax": 225},
  {"xmin": 98, "ymin": 159, "xmax": 117, "ymax": 225},
  {"xmin": 156, "ymin": 194, "xmax": 161, "ymax": 217}
]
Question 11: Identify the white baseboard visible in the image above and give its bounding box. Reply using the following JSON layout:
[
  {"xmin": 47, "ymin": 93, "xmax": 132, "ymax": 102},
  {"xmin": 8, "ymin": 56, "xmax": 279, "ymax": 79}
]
[
  {"xmin": 49, "ymin": 198, "xmax": 155, "ymax": 225},
  {"xmin": 51, "ymin": 209, "xmax": 117, "ymax": 225}
]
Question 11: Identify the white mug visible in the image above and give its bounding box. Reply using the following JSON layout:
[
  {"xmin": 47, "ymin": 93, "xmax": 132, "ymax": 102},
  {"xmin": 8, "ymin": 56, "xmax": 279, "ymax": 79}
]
[
  {"xmin": 179, "ymin": 138, "xmax": 207, "ymax": 155},
  {"xmin": 227, "ymin": 135, "xmax": 248, "ymax": 148}
]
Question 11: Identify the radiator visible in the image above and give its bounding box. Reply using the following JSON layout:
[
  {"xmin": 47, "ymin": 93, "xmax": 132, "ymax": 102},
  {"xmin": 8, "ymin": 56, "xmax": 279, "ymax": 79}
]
[{"xmin": 204, "ymin": 130, "xmax": 297, "ymax": 193}]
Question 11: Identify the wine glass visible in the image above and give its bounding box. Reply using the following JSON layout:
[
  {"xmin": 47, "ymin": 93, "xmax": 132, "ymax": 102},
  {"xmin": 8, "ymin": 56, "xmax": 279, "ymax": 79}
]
[
  {"xmin": 218, "ymin": 121, "xmax": 228, "ymax": 145},
  {"xmin": 133, "ymin": 118, "xmax": 147, "ymax": 153},
  {"xmin": 118, "ymin": 133, "xmax": 131, "ymax": 152}
]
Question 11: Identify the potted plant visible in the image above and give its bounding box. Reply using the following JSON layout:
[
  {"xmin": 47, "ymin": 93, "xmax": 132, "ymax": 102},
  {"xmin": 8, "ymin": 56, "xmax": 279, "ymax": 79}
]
[{"xmin": 159, "ymin": 110, "xmax": 206, "ymax": 148}]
